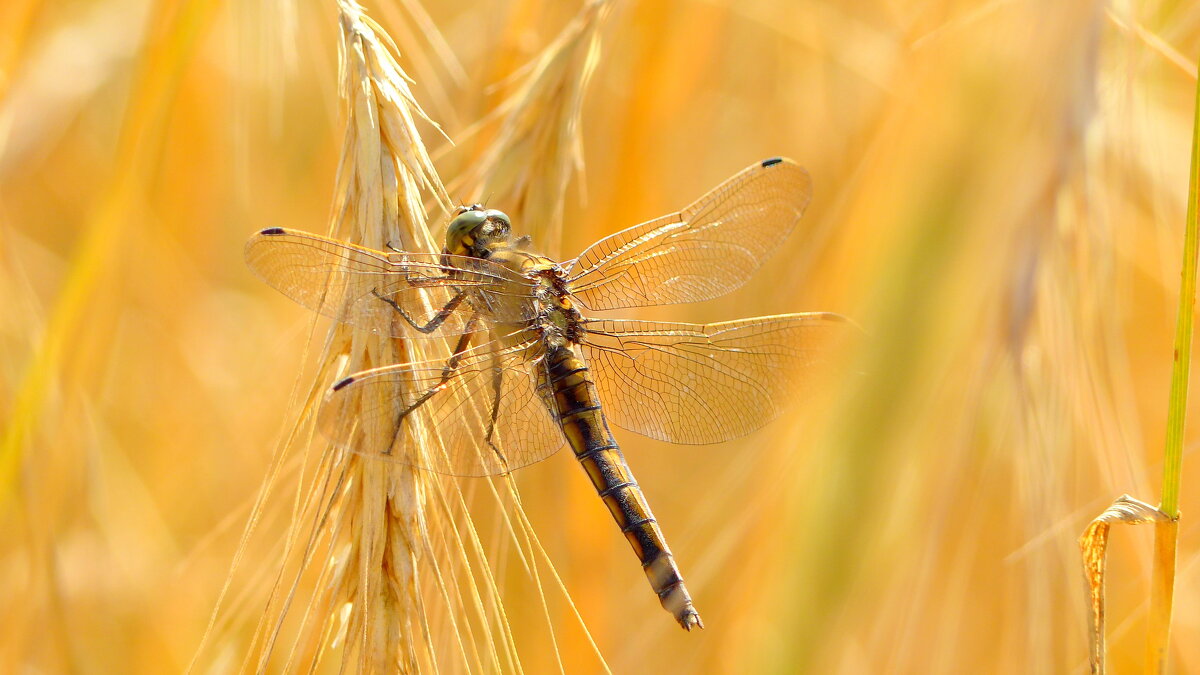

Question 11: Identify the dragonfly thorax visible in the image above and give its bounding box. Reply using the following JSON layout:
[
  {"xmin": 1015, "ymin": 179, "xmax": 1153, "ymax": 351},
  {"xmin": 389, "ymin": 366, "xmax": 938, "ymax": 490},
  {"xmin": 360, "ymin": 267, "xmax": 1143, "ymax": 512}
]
[{"xmin": 529, "ymin": 266, "xmax": 584, "ymax": 346}]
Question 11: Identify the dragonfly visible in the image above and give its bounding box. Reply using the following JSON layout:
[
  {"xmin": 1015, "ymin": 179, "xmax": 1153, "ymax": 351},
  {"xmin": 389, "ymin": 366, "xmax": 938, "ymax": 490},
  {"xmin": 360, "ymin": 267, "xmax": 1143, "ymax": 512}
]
[{"xmin": 245, "ymin": 157, "xmax": 849, "ymax": 630}]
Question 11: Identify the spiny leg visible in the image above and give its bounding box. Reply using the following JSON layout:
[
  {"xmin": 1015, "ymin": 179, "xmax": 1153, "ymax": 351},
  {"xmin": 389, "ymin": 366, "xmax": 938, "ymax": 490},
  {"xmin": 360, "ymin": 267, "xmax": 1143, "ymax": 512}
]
[
  {"xmin": 483, "ymin": 357, "xmax": 510, "ymax": 472},
  {"xmin": 372, "ymin": 288, "xmax": 467, "ymax": 334},
  {"xmin": 385, "ymin": 314, "xmax": 480, "ymax": 459},
  {"xmin": 397, "ymin": 317, "xmax": 479, "ymax": 418}
]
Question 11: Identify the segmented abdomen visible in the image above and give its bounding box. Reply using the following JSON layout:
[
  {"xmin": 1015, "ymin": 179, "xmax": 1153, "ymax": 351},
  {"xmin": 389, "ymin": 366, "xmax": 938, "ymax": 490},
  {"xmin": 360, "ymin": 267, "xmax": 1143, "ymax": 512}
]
[{"xmin": 542, "ymin": 345, "xmax": 703, "ymax": 630}]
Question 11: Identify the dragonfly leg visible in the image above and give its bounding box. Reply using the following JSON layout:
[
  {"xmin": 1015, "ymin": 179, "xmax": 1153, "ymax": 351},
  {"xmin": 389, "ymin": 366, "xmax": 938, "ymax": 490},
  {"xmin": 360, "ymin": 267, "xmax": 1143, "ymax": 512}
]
[
  {"xmin": 482, "ymin": 361, "xmax": 511, "ymax": 472},
  {"xmin": 372, "ymin": 288, "xmax": 467, "ymax": 334},
  {"xmin": 386, "ymin": 315, "xmax": 481, "ymax": 460}
]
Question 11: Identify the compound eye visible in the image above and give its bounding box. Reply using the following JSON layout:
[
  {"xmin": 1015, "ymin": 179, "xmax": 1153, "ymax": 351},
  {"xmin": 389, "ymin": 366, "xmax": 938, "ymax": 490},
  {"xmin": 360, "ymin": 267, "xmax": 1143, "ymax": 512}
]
[
  {"xmin": 448, "ymin": 209, "xmax": 486, "ymax": 233},
  {"xmin": 485, "ymin": 209, "xmax": 512, "ymax": 233},
  {"xmin": 446, "ymin": 209, "xmax": 488, "ymax": 251}
]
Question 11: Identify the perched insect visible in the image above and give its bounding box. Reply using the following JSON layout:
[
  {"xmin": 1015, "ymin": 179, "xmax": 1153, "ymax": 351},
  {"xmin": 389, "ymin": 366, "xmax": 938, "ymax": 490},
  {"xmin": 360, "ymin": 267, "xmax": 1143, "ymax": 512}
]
[{"xmin": 245, "ymin": 157, "xmax": 850, "ymax": 630}]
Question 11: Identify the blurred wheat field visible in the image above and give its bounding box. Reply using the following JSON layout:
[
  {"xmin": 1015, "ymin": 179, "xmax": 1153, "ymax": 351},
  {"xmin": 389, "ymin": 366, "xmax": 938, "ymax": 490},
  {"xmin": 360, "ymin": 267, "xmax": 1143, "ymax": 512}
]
[{"xmin": 2, "ymin": 0, "xmax": 1199, "ymax": 672}]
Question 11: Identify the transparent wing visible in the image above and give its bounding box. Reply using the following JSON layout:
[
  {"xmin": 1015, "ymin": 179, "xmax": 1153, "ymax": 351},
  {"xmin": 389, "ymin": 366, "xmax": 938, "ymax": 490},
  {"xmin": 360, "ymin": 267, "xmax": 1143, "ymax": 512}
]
[
  {"xmin": 566, "ymin": 158, "xmax": 813, "ymax": 311},
  {"xmin": 245, "ymin": 228, "xmax": 536, "ymax": 338},
  {"xmin": 316, "ymin": 335, "xmax": 565, "ymax": 476},
  {"xmin": 580, "ymin": 313, "xmax": 849, "ymax": 444}
]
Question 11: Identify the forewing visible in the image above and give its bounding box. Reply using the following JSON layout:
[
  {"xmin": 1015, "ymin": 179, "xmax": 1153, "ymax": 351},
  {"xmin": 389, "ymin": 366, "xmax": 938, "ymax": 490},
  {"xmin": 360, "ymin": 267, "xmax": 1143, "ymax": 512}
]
[
  {"xmin": 566, "ymin": 158, "xmax": 812, "ymax": 310},
  {"xmin": 245, "ymin": 228, "xmax": 534, "ymax": 337},
  {"xmin": 581, "ymin": 314, "xmax": 849, "ymax": 444},
  {"xmin": 316, "ymin": 337, "xmax": 565, "ymax": 476}
]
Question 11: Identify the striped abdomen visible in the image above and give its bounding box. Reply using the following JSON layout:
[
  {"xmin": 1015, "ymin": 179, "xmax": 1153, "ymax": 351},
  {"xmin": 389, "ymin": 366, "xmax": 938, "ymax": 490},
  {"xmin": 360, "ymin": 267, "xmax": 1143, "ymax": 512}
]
[{"xmin": 543, "ymin": 344, "xmax": 703, "ymax": 630}]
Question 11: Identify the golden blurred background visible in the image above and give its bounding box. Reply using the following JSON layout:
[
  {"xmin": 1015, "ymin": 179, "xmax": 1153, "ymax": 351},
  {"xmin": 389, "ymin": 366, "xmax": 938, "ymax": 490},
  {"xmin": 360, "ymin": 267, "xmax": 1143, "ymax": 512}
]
[{"xmin": 2, "ymin": 0, "xmax": 1199, "ymax": 672}]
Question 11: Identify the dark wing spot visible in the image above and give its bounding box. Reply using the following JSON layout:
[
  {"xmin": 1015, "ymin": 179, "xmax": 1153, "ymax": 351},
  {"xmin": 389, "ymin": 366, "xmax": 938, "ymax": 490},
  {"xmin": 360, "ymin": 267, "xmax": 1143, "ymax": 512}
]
[
  {"xmin": 260, "ymin": 227, "xmax": 287, "ymax": 235},
  {"xmin": 332, "ymin": 376, "xmax": 355, "ymax": 391},
  {"xmin": 761, "ymin": 157, "xmax": 783, "ymax": 167}
]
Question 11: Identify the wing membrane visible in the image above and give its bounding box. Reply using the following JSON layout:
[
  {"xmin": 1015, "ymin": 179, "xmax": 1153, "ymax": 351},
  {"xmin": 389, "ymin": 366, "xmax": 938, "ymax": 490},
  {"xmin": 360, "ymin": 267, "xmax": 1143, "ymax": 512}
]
[
  {"xmin": 316, "ymin": 336, "xmax": 564, "ymax": 476},
  {"xmin": 581, "ymin": 314, "xmax": 849, "ymax": 444},
  {"xmin": 566, "ymin": 158, "xmax": 813, "ymax": 310},
  {"xmin": 245, "ymin": 228, "xmax": 535, "ymax": 337}
]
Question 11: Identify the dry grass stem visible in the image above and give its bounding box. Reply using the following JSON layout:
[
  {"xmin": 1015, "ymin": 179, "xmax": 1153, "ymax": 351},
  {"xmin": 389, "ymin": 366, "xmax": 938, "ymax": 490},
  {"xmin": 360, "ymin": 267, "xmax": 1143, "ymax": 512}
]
[
  {"xmin": 236, "ymin": 2, "xmax": 465, "ymax": 671},
  {"xmin": 1078, "ymin": 495, "xmax": 1172, "ymax": 674}
]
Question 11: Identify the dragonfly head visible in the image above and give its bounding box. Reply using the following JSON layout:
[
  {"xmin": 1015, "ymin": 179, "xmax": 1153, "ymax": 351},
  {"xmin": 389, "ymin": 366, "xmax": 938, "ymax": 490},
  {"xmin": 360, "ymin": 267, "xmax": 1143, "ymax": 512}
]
[{"xmin": 445, "ymin": 205, "xmax": 514, "ymax": 257}]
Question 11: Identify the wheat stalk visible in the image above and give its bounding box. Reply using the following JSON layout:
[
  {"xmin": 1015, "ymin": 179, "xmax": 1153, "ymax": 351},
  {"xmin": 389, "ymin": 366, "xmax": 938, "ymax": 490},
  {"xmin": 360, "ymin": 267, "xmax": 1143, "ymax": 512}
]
[{"xmin": 236, "ymin": 2, "xmax": 456, "ymax": 671}]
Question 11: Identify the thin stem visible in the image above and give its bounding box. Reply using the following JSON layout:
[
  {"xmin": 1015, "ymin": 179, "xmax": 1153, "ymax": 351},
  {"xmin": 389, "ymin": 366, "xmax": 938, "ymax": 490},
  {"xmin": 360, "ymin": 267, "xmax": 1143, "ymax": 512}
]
[
  {"xmin": 1160, "ymin": 59, "xmax": 1200, "ymax": 518},
  {"xmin": 1144, "ymin": 53, "xmax": 1200, "ymax": 675}
]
